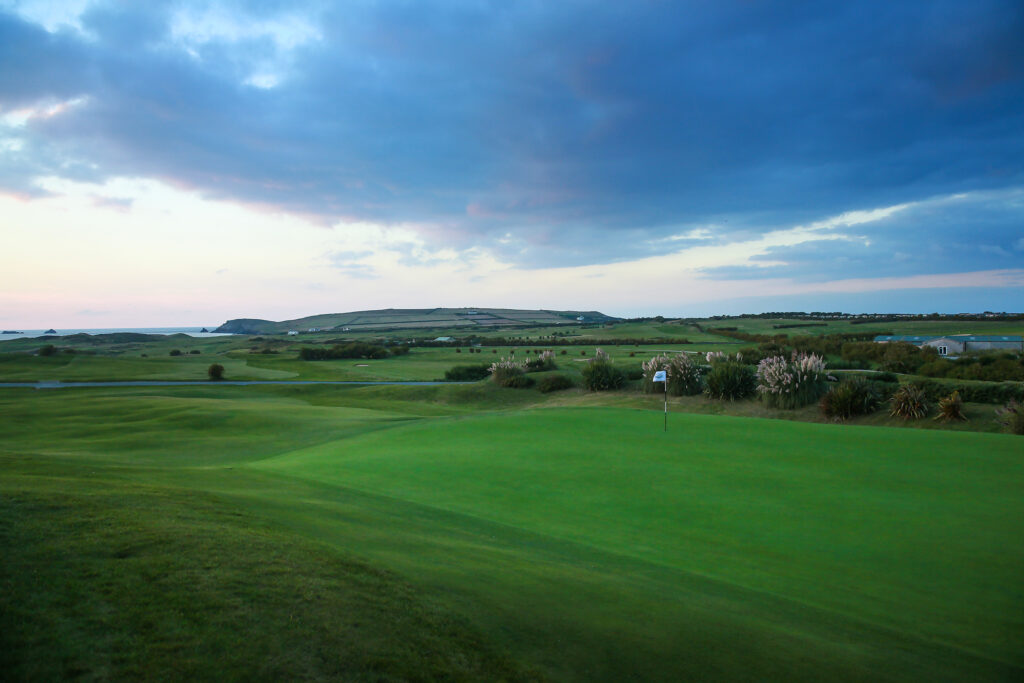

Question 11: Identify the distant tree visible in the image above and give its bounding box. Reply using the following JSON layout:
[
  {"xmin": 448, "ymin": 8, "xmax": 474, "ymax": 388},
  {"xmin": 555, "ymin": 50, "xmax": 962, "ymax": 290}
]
[
  {"xmin": 208, "ymin": 363, "xmax": 225, "ymax": 381},
  {"xmin": 169, "ymin": 349, "xmax": 182, "ymax": 356},
  {"xmin": 38, "ymin": 344, "xmax": 57, "ymax": 357}
]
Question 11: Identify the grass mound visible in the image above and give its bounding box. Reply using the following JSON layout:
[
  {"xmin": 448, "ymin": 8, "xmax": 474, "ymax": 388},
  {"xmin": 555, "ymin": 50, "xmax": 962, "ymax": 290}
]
[{"xmin": 0, "ymin": 485, "xmax": 531, "ymax": 682}]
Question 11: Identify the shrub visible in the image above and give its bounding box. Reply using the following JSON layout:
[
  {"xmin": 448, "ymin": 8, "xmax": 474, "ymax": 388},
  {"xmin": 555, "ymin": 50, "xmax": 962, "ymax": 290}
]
[
  {"xmin": 538, "ymin": 374, "xmax": 574, "ymax": 393},
  {"xmin": 37, "ymin": 344, "xmax": 57, "ymax": 356},
  {"xmin": 207, "ymin": 363, "xmax": 225, "ymax": 380},
  {"xmin": 995, "ymin": 400, "xmax": 1024, "ymax": 435},
  {"xmin": 169, "ymin": 349, "xmax": 182, "ymax": 356},
  {"xmin": 825, "ymin": 358, "xmax": 868, "ymax": 370},
  {"xmin": 189, "ymin": 349, "xmax": 201, "ymax": 354},
  {"xmin": 704, "ymin": 362, "xmax": 756, "ymax": 400},
  {"xmin": 874, "ymin": 372, "xmax": 899, "ymax": 383},
  {"xmin": 489, "ymin": 358, "xmax": 532, "ymax": 388},
  {"xmin": 880, "ymin": 342, "xmax": 933, "ymax": 374},
  {"xmin": 642, "ymin": 354, "xmax": 703, "ymax": 396},
  {"xmin": 444, "ymin": 364, "xmax": 492, "ymax": 381},
  {"xmin": 890, "ymin": 384, "xmax": 930, "ymax": 419},
  {"xmin": 820, "ymin": 377, "xmax": 880, "ymax": 420},
  {"xmin": 756, "ymin": 353, "xmax": 829, "ymax": 409},
  {"xmin": 581, "ymin": 349, "xmax": 624, "ymax": 391},
  {"xmin": 524, "ymin": 350, "xmax": 557, "ymax": 373},
  {"xmin": 560, "ymin": 349, "xmax": 567, "ymax": 355},
  {"xmin": 455, "ymin": 347, "xmax": 461, "ymax": 353},
  {"xmin": 390, "ymin": 345, "xmax": 410, "ymax": 356},
  {"xmin": 625, "ymin": 368, "xmax": 644, "ymax": 381},
  {"xmin": 501, "ymin": 373, "xmax": 535, "ymax": 388},
  {"xmin": 582, "ymin": 361, "xmax": 625, "ymax": 391},
  {"xmin": 934, "ymin": 391, "xmax": 967, "ymax": 422}
]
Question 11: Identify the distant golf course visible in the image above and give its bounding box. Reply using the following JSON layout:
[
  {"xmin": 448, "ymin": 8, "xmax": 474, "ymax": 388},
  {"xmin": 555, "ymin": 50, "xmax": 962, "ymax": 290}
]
[{"xmin": 2, "ymin": 380, "xmax": 1022, "ymax": 680}]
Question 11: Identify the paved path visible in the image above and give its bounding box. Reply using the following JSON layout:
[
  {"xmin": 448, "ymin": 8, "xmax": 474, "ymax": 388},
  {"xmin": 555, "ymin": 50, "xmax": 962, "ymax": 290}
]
[{"xmin": 0, "ymin": 380, "xmax": 469, "ymax": 389}]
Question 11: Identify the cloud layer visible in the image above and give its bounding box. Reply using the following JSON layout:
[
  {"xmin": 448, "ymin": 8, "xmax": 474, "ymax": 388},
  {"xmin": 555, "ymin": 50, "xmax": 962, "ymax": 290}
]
[{"xmin": 1, "ymin": 0, "xmax": 1023, "ymax": 298}]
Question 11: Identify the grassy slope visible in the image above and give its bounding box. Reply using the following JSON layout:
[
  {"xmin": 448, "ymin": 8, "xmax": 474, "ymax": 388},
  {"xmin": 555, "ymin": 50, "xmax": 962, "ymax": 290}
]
[
  {"xmin": 0, "ymin": 480, "xmax": 532, "ymax": 682},
  {"xmin": 2, "ymin": 385, "xmax": 1022, "ymax": 680}
]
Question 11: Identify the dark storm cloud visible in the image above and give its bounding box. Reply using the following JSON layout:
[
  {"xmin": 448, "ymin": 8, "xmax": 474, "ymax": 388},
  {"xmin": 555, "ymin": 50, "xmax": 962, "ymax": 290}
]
[{"xmin": 1, "ymin": 1, "xmax": 1023, "ymax": 269}]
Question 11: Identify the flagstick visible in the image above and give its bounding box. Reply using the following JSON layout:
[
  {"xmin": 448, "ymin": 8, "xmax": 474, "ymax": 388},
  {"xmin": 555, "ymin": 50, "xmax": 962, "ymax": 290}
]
[{"xmin": 664, "ymin": 379, "xmax": 667, "ymax": 432}]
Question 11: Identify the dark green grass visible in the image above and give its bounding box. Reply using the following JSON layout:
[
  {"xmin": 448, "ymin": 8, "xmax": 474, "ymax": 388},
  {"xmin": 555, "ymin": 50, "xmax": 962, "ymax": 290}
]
[
  {"xmin": 2, "ymin": 388, "xmax": 1022, "ymax": 680},
  {"xmin": 0, "ymin": 481, "xmax": 532, "ymax": 682}
]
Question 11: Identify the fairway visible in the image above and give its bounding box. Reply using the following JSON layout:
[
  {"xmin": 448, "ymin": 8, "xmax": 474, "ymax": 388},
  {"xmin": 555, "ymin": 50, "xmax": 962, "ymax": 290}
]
[{"xmin": 2, "ymin": 387, "xmax": 1023, "ymax": 680}]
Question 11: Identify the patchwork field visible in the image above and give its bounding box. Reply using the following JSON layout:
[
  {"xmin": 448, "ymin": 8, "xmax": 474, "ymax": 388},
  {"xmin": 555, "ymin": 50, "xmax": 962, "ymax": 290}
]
[{"xmin": 2, "ymin": 384, "xmax": 1021, "ymax": 680}]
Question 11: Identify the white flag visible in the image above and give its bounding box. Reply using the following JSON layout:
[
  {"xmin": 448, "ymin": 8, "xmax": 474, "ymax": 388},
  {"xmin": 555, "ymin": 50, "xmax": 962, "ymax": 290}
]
[{"xmin": 653, "ymin": 370, "xmax": 667, "ymax": 382}]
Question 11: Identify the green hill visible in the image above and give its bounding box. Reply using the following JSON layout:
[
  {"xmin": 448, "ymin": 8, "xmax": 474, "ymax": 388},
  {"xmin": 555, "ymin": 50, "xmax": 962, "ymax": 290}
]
[{"xmin": 214, "ymin": 307, "xmax": 618, "ymax": 334}]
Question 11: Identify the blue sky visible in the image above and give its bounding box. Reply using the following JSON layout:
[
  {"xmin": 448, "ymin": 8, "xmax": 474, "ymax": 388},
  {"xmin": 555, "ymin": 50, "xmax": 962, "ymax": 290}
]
[{"xmin": 1, "ymin": 0, "xmax": 1022, "ymax": 326}]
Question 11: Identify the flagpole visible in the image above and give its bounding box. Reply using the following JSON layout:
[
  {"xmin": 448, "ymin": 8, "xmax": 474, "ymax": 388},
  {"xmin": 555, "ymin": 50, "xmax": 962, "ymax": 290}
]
[{"xmin": 664, "ymin": 378, "xmax": 667, "ymax": 432}]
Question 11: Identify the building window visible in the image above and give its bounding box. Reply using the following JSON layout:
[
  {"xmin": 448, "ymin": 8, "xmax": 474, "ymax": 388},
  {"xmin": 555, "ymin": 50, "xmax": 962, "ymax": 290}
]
[{"xmin": 937, "ymin": 346, "xmax": 947, "ymax": 356}]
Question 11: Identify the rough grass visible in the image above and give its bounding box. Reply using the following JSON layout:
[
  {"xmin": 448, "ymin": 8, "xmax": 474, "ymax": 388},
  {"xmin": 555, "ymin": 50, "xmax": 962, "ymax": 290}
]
[{"xmin": 0, "ymin": 484, "xmax": 531, "ymax": 682}]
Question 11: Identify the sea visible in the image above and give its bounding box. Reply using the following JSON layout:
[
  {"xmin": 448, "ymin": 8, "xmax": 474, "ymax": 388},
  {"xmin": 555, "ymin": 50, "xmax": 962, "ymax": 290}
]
[{"xmin": 0, "ymin": 327, "xmax": 233, "ymax": 340}]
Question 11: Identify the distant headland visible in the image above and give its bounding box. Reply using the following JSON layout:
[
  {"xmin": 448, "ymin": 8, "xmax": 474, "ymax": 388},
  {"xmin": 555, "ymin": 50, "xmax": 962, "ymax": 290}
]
[{"xmin": 213, "ymin": 308, "xmax": 617, "ymax": 334}]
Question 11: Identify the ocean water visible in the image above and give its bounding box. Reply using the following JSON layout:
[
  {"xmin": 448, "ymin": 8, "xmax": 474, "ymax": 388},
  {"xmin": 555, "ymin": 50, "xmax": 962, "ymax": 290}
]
[{"xmin": 0, "ymin": 327, "xmax": 232, "ymax": 340}]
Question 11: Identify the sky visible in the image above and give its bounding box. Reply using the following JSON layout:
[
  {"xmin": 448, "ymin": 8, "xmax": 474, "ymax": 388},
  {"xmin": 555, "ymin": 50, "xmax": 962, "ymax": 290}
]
[{"xmin": 1, "ymin": 0, "xmax": 1023, "ymax": 327}]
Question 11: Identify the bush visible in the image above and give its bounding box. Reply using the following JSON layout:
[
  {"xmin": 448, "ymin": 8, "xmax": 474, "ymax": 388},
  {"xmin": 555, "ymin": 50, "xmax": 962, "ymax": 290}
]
[
  {"xmin": 207, "ymin": 363, "xmax": 225, "ymax": 381},
  {"xmin": 756, "ymin": 353, "xmax": 829, "ymax": 409},
  {"xmin": 579, "ymin": 350, "xmax": 623, "ymax": 391},
  {"xmin": 524, "ymin": 350, "xmax": 556, "ymax": 373},
  {"xmin": 995, "ymin": 400, "xmax": 1024, "ymax": 435},
  {"xmin": 890, "ymin": 384, "xmax": 930, "ymax": 419},
  {"xmin": 820, "ymin": 377, "xmax": 880, "ymax": 420},
  {"xmin": 704, "ymin": 362, "xmax": 756, "ymax": 400},
  {"xmin": 169, "ymin": 349, "xmax": 182, "ymax": 356},
  {"xmin": 444, "ymin": 364, "xmax": 492, "ymax": 381},
  {"xmin": 582, "ymin": 361, "xmax": 625, "ymax": 391},
  {"xmin": 189, "ymin": 349, "xmax": 201, "ymax": 354},
  {"xmin": 642, "ymin": 354, "xmax": 703, "ymax": 396},
  {"xmin": 37, "ymin": 344, "xmax": 57, "ymax": 356},
  {"xmin": 538, "ymin": 374, "xmax": 574, "ymax": 393},
  {"xmin": 501, "ymin": 373, "xmax": 535, "ymax": 388},
  {"xmin": 390, "ymin": 345, "xmax": 410, "ymax": 356},
  {"xmin": 934, "ymin": 390, "xmax": 967, "ymax": 422},
  {"xmin": 881, "ymin": 343, "xmax": 934, "ymax": 374},
  {"xmin": 825, "ymin": 358, "xmax": 868, "ymax": 370},
  {"xmin": 489, "ymin": 358, "xmax": 533, "ymax": 388}
]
